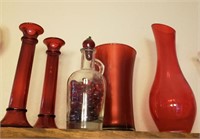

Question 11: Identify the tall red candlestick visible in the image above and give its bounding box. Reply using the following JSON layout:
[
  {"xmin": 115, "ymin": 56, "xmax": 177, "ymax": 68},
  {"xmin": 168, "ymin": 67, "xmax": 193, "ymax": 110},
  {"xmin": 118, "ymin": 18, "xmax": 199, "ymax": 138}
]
[
  {"xmin": 1, "ymin": 22, "xmax": 44, "ymax": 127},
  {"xmin": 34, "ymin": 37, "xmax": 65, "ymax": 128}
]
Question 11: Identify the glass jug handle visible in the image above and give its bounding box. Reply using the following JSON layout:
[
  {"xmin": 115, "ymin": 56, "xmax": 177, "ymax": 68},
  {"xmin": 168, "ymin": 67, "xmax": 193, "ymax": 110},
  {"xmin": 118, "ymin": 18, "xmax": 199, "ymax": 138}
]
[{"xmin": 94, "ymin": 59, "xmax": 105, "ymax": 75}]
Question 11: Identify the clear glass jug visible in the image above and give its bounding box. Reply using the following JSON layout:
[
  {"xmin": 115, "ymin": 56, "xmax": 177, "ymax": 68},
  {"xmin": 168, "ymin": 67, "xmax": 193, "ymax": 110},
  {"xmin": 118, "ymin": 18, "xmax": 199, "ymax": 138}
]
[{"xmin": 66, "ymin": 37, "xmax": 106, "ymax": 130}]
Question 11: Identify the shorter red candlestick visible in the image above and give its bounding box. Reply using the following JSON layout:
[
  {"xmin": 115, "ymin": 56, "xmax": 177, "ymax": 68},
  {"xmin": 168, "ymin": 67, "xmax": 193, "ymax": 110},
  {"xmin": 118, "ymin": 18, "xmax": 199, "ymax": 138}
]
[{"xmin": 34, "ymin": 37, "xmax": 65, "ymax": 128}]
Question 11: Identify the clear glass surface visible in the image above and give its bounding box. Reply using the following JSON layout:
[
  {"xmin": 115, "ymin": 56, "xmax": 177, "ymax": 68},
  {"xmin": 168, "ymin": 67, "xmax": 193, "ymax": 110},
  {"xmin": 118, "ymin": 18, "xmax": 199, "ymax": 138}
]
[{"xmin": 67, "ymin": 48, "xmax": 106, "ymax": 130}]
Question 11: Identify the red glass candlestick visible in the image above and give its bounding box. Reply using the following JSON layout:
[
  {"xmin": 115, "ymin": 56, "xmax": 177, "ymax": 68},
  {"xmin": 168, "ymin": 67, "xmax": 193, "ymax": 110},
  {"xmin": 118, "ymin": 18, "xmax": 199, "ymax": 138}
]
[
  {"xmin": 0, "ymin": 22, "xmax": 44, "ymax": 127},
  {"xmin": 149, "ymin": 23, "xmax": 197, "ymax": 132},
  {"xmin": 34, "ymin": 37, "xmax": 65, "ymax": 128}
]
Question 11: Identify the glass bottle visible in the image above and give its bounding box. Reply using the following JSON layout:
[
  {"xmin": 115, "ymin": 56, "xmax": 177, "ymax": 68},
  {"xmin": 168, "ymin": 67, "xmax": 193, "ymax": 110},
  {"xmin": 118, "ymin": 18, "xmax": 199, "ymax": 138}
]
[
  {"xmin": 149, "ymin": 23, "xmax": 196, "ymax": 132},
  {"xmin": 0, "ymin": 22, "xmax": 44, "ymax": 127},
  {"xmin": 34, "ymin": 37, "xmax": 65, "ymax": 128},
  {"xmin": 66, "ymin": 37, "xmax": 106, "ymax": 130}
]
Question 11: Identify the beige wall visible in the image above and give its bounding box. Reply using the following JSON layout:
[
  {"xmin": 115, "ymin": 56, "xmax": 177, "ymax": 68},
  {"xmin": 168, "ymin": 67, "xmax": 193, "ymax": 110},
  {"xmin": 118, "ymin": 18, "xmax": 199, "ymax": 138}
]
[{"xmin": 0, "ymin": 0, "xmax": 199, "ymax": 132}]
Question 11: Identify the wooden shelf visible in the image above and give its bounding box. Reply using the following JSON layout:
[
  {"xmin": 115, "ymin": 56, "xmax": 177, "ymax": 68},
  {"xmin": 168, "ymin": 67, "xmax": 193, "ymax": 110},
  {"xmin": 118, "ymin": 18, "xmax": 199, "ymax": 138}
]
[{"xmin": 1, "ymin": 127, "xmax": 199, "ymax": 138}]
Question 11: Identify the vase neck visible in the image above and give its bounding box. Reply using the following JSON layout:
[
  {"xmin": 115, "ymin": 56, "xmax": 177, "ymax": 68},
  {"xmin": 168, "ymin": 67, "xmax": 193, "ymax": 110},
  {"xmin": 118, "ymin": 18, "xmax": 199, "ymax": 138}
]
[
  {"xmin": 152, "ymin": 24, "xmax": 181, "ymax": 72},
  {"xmin": 81, "ymin": 48, "xmax": 95, "ymax": 70},
  {"xmin": 156, "ymin": 37, "xmax": 179, "ymax": 67}
]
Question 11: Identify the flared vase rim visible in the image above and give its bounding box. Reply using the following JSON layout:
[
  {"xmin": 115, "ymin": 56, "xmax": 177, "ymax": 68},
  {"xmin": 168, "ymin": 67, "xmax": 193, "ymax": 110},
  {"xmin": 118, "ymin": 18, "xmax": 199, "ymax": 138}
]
[
  {"xmin": 19, "ymin": 22, "xmax": 44, "ymax": 35},
  {"xmin": 96, "ymin": 43, "xmax": 137, "ymax": 54},
  {"xmin": 151, "ymin": 23, "xmax": 175, "ymax": 34},
  {"xmin": 43, "ymin": 37, "xmax": 65, "ymax": 46}
]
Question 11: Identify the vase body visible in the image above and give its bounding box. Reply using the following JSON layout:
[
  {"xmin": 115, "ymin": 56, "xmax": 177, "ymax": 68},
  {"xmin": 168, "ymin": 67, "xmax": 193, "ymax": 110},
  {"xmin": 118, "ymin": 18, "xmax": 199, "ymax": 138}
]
[
  {"xmin": 95, "ymin": 43, "xmax": 136, "ymax": 131},
  {"xmin": 149, "ymin": 23, "xmax": 197, "ymax": 132},
  {"xmin": 67, "ymin": 37, "xmax": 106, "ymax": 130},
  {"xmin": 0, "ymin": 22, "xmax": 44, "ymax": 127},
  {"xmin": 34, "ymin": 37, "xmax": 65, "ymax": 128}
]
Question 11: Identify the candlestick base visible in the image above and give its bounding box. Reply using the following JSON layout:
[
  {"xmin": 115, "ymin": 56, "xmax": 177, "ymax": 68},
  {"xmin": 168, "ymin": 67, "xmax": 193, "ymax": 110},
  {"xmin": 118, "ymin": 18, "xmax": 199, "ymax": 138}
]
[
  {"xmin": 34, "ymin": 114, "xmax": 57, "ymax": 128},
  {"xmin": 0, "ymin": 108, "xmax": 32, "ymax": 127}
]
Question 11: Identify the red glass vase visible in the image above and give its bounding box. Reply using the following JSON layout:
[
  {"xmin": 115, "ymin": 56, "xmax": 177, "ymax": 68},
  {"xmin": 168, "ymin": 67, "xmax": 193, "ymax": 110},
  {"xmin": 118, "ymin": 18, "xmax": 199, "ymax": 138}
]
[
  {"xmin": 0, "ymin": 22, "xmax": 44, "ymax": 127},
  {"xmin": 149, "ymin": 23, "xmax": 197, "ymax": 132},
  {"xmin": 95, "ymin": 43, "xmax": 136, "ymax": 130},
  {"xmin": 34, "ymin": 37, "xmax": 65, "ymax": 128}
]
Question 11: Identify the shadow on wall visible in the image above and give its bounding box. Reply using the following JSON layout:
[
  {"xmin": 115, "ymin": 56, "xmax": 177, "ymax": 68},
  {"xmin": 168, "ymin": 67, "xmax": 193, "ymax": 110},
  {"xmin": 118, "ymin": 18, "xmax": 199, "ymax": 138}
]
[
  {"xmin": 142, "ymin": 38, "xmax": 158, "ymax": 131},
  {"xmin": 0, "ymin": 26, "xmax": 10, "ymax": 55},
  {"xmin": 0, "ymin": 28, "xmax": 2, "ymax": 54},
  {"xmin": 193, "ymin": 52, "xmax": 200, "ymax": 76}
]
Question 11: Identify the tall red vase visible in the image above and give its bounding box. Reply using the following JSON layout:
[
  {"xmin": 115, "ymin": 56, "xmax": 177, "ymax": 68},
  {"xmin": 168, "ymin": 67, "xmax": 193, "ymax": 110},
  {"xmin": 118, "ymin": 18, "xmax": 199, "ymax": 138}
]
[
  {"xmin": 149, "ymin": 23, "xmax": 197, "ymax": 132},
  {"xmin": 0, "ymin": 22, "xmax": 44, "ymax": 127},
  {"xmin": 34, "ymin": 37, "xmax": 65, "ymax": 128}
]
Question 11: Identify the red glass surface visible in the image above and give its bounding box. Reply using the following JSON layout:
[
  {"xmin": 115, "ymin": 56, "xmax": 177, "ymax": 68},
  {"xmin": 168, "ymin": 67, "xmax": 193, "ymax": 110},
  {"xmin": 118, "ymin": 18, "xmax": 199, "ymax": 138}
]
[
  {"xmin": 95, "ymin": 43, "xmax": 136, "ymax": 130},
  {"xmin": 34, "ymin": 37, "xmax": 65, "ymax": 128},
  {"xmin": 0, "ymin": 22, "xmax": 44, "ymax": 127},
  {"xmin": 149, "ymin": 23, "xmax": 197, "ymax": 132}
]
